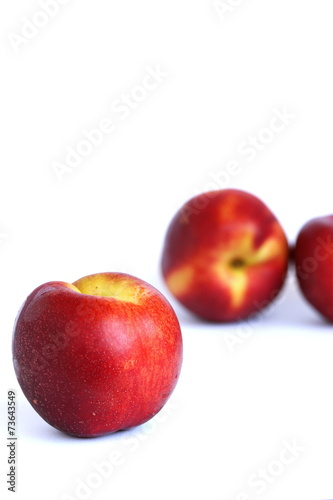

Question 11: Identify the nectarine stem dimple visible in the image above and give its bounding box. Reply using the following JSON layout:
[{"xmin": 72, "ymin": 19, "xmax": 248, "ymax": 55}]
[{"xmin": 230, "ymin": 258, "xmax": 245, "ymax": 269}]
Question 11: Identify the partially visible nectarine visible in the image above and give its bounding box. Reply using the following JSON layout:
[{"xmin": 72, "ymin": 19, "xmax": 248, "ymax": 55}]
[{"xmin": 294, "ymin": 215, "xmax": 333, "ymax": 322}]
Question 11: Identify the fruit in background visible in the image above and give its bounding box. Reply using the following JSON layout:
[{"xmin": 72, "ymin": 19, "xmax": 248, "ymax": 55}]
[
  {"xmin": 294, "ymin": 215, "xmax": 333, "ymax": 322},
  {"xmin": 161, "ymin": 189, "xmax": 289, "ymax": 322},
  {"xmin": 12, "ymin": 272, "xmax": 183, "ymax": 437}
]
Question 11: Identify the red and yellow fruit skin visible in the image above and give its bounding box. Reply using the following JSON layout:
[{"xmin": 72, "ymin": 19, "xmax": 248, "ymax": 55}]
[
  {"xmin": 161, "ymin": 189, "xmax": 289, "ymax": 322},
  {"xmin": 294, "ymin": 215, "xmax": 333, "ymax": 322},
  {"xmin": 12, "ymin": 273, "xmax": 183, "ymax": 437}
]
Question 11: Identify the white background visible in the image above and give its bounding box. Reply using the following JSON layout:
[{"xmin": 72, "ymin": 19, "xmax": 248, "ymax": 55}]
[{"xmin": 1, "ymin": 1, "xmax": 333, "ymax": 499}]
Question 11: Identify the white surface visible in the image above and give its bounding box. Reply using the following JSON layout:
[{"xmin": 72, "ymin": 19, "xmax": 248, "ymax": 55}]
[{"xmin": 0, "ymin": 1, "xmax": 332, "ymax": 499}]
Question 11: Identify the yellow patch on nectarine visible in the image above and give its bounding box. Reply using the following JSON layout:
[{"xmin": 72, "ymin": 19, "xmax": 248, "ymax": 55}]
[
  {"xmin": 166, "ymin": 266, "xmax": 194, "ymax": 296},
  {"xmin": 72, "ymin": 274, "xmax": 142, "ymax": 305},
  {"xmin": 213, "ymin": 262, "xmax": 249, "ymax": 309},
  {"xmin": 247, "ymin": 236, "xmax": 285, "ymax": 265},
  {"xmin": 228, "ymin": 271, "xmax": 248, "ymax": 309}
]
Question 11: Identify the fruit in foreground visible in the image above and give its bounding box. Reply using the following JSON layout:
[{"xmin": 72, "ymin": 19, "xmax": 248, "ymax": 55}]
[
  {"xmin": 12, "ymin": 272, "xmax": 183, "ymax": 437},
  {"xmin": 294, "ymin": 215, "xmax": 333, "ymax": 322},
  {"xmin": 161, "ymin": 189, "xmax": 289, "ymax": 322}
]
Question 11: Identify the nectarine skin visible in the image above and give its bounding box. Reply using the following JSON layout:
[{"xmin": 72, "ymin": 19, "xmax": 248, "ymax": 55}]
[
  {"xmin": 12, "ymin": 273, "xmax": 183, "ymax": 437},
  {"xmin": 161, "ymin": 189, "xmax": 289, "ymax": 322},
  {"xmin": 294, "ymin": 215, "xmax": 333, "ymax": 322}
]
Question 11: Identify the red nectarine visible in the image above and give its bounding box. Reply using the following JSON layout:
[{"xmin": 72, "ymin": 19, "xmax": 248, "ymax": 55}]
[
  {"xmin": 12, "ymin": 272, "xmax": 183, "ymax": 437},
  {"xmin": 161, "ymin": 189, "xmax": 289, "ymax": 322},
  {"xmin": 294, "ymin": 215, "xmax": 333, "ymax": 322}
]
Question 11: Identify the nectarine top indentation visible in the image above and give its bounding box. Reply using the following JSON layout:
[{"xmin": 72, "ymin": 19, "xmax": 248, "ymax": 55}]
[{"xmin": 72, "ymin": 273, "xmax": 144, "ymax": 305}]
